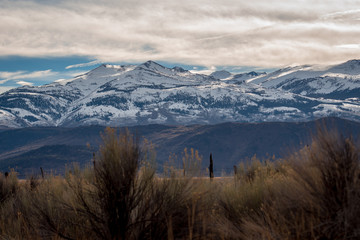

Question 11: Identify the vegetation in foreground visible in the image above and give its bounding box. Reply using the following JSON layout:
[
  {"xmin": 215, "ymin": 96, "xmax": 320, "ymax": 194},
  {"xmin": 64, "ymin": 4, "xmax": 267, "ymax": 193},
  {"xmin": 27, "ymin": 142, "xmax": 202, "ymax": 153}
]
[{"xmin": 0, "ymin": 126, "xmax": 359, "ymax": 239}]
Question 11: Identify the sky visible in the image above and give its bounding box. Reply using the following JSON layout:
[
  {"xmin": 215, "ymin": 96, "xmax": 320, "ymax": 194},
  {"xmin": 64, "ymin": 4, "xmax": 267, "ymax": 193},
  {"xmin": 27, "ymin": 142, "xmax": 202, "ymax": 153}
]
[{"xmin": 0, "ymin": 0, "xmax": 360, "ymax": 93}]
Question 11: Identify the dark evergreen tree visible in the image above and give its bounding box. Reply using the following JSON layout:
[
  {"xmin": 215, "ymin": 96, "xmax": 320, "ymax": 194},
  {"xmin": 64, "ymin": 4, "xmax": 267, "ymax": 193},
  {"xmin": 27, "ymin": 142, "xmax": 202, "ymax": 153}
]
[{"xmin": 209, "ymin": 153, "xmax": 214, "ymax": 179}]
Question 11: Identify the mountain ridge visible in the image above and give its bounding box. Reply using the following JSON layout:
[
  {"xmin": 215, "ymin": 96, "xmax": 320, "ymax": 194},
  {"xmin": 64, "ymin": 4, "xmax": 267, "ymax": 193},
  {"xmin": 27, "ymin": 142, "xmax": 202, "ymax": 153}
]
[{"xmin": 0, "ymin": 60, "xmax": 359, "ymax": 128}]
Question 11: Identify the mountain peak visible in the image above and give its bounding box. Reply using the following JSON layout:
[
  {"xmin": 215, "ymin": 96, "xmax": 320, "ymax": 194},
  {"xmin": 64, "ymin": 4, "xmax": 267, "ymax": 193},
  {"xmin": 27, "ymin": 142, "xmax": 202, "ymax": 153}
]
[
  {"xmin": 134, "ymin": 60, "xmax": 181, "ymax": 76},
  {"xmin": 85, "ymin": 63, "xmax": 131, "ymax": 76},
  {"xmin": 90, "ymin": 64, "xmax": 107, "ymax": 71},
  {"xmin": 344, "ymin": 59, "xmax": 360, "ymax": 64},
  {"xmin": 172, "ymin": 66, "xmax": 188, "ymax": 73},
  {"xmin": 137, "ymin": 60, "xmax": 165, "ymax": 69},
  {"xmin": 336, "ymin": 59, "xmax": 360, "ymax": 68},
  {"xmin": 328, "ymin": 59, "xmax": 360, "ymax": 74},
  {"xmin": 247, "ymin": 71, "xmax": 266, "ymax": 76},
  {"xmin": 210, "ymin": 70, "xmax": 232, "ymax": 79}
]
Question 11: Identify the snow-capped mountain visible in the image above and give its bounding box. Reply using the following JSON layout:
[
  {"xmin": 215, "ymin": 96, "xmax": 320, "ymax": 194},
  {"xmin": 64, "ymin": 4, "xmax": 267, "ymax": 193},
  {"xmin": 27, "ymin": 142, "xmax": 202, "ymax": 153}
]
[
  {"xmin": 248, "ymin": 60, "xmax": 360, "ymax": 100},
  {"xmin": 0, "ymin": 60, "xmax": 359, "ymax": 128},
  {"xmin": 210, "ymin": 70, "xmax": 266, "ymax": 83}
]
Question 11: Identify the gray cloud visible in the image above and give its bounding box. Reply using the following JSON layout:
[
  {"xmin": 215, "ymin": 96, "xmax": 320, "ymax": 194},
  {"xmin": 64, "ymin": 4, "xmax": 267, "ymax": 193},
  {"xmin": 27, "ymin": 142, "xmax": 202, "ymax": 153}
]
[{"xmin": 0, "ymin": 0, "xmax": 360, "ymax": 67}]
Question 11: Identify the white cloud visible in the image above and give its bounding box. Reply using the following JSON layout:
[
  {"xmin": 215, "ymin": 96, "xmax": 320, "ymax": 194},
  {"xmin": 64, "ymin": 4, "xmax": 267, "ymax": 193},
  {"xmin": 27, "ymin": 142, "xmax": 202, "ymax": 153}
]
[
  {"xmin": 0, "ymin": 0, "xmax": 360, "ymax": 67},
  {"xmin": 0, "ymin": 71, "xmax": 25, "ymax": 83},
  {"xmin": 0, "ymin": 69, "xmax": 57, "ymax": 84},
  {"xmin": 11, "ymin": 70, "xmax": 56, "ymax": 80},
  {"xmin": 321, "ymin": 9, "xmax": 360, "ymax": 22},
  {"xmin": 54, "ymin": 78, "xmax": 66, "ymax": 82},
  {"xmin": 190, "ymin": 66, "xmax": 217, "ymax": 75},
  {"xmin": 337, "ymin": 44, "xmax": 360, "ymax": 49},
  {"xmin": 65, "ymin": 60, "xmax": 102, "ymax": 69},
  {"xmin": 16, "ymin": 81, "xmax": 33, "ymax": 86}
]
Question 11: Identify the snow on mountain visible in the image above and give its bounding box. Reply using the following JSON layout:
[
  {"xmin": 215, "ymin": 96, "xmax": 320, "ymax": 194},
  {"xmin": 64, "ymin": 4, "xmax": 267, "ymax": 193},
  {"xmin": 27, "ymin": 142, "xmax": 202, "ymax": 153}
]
[
  {"xmin": 210, "ymin": 70, "xmax": 267, "ymax": 83},
  {"xmin": 328, "ymin": 59, "xmax": 360, "ymax": 75},
  {"xmin": 0, "ymin": 60, "xmax": 359, "ymax": 128},
  {"xmin": 248, "ymin": 60, "xmax": 360, "ymax": 100},
  {"xmin": 231, "ymin": 71, "xmax": 267, "ymax": 83}
]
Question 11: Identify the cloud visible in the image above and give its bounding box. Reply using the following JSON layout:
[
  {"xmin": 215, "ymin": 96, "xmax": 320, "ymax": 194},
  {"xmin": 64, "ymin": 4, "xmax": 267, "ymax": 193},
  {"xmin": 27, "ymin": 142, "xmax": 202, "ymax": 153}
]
[
  {"xmin": 11, "ymin": 70, "xmax": 56, "ymax": 80},
  {"xmin": 190, "ymin": 66, "xmax": 217, "ymax": 75},
  {"xmin": 0, "ymin": 0, "xmax": 360, "ymax": 67},
  {"xmin": 65, "ymin": 60, "xmax": 102, "ymax": 69},
  {"xmin": 321, "ymin": 9, "xmax": 360, "ymax": 23},
  {"xmin": 0, "ymin": 69, "xmax": 57, "ymax": 84},
  {"xmin": 337, "ymin": 44, "xmax": 360, "ymax": 49},
  {"xmin": 0, "ymin": 71, "xmax": 26, "ymax": 83},
  {"xmin": 16, "ymin": 81, "xmax": 33, "ymax": 86}
]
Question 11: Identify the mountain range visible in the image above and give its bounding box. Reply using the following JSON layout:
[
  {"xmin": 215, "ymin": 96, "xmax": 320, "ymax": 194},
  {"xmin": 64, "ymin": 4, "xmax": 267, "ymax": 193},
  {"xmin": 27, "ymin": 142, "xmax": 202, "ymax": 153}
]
[{"xmin": 0, "ymin": 60, "xmax": 359, "ymax": 128}]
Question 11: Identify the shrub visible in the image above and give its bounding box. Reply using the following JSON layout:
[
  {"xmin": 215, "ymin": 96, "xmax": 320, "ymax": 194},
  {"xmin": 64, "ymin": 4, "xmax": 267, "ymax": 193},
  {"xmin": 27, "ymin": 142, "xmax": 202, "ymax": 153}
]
[
  {"xmin": 0, "ymin": 171, "xmax": 18, "ymax": 204},
  {"xmin": 242, "ymin": 127, "xmax": 360, "ymax": 239},
  {"xmin": 217, "ymin": 156, "xmax": 286, "ymax": 239},
  {"xmin": 0, "ymin": 171, "xmax": 20, "ymax": 237},
  {"xmin": 65, "ymin": 128, "xmax": 215, "ymax": 239}
]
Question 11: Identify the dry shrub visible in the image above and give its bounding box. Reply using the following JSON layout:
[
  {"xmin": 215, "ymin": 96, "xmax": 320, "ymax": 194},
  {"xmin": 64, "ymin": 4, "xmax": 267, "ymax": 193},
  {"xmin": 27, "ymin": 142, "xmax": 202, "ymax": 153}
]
[
  {"xmin": 0, "ymin": 171, "xmax": 20, "ymax": 237},
  {"xmin": 0, "ymin": 171, "xmax": 18, "ymax": 204},
  {"xmin": 17, "ymin": 176, "xmax": 83, "ymax": 239},
  {"xmin": 0, "ymin": 173, "xmax": 81, "ymax": 239},
  {"xmin": 242, "ymin": 127, "xmax": 360, "ymax": 239},
  {"xmin": 0, "ymin": 128, "xmax": 217, "ymax": 239},
  {"xmin": 63, "ymin": 127, "xmax": 215, "ymax": 239},
  {"xmin": 62, "ymin": 127, "xmax": 159, "ymax": 239},
  {"xmin": 162, "ymin": 148, "xmax": 218, "ymax": 239},
  {"xmin": 216, "ymin": 156, "xmax": 287, "ymax": 239}
]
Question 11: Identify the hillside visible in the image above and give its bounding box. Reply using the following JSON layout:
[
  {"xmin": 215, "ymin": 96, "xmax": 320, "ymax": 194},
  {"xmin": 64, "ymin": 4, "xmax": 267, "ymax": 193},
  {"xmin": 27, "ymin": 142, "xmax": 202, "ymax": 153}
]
[{"xmin": 0, "ymin": 117, "xmax": 359, "ymax": 176}]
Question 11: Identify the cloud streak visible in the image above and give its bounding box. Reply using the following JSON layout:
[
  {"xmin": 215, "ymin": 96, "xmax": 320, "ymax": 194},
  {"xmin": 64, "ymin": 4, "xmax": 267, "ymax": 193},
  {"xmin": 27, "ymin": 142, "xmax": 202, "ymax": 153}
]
[
  {"xmin": 16, "ymin": 81, "xmax": 33, "ymax": 86},
  {"xmin": 65, "ymin": 60, "xmax": 102, "ymax": 69},
  {"xmin": 0, "ymin": 0, "xmax": 360, "ymax": 67},
  {"xmin": 0, "ymin": 69, "xmax": 58, "ymax": 84}
]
